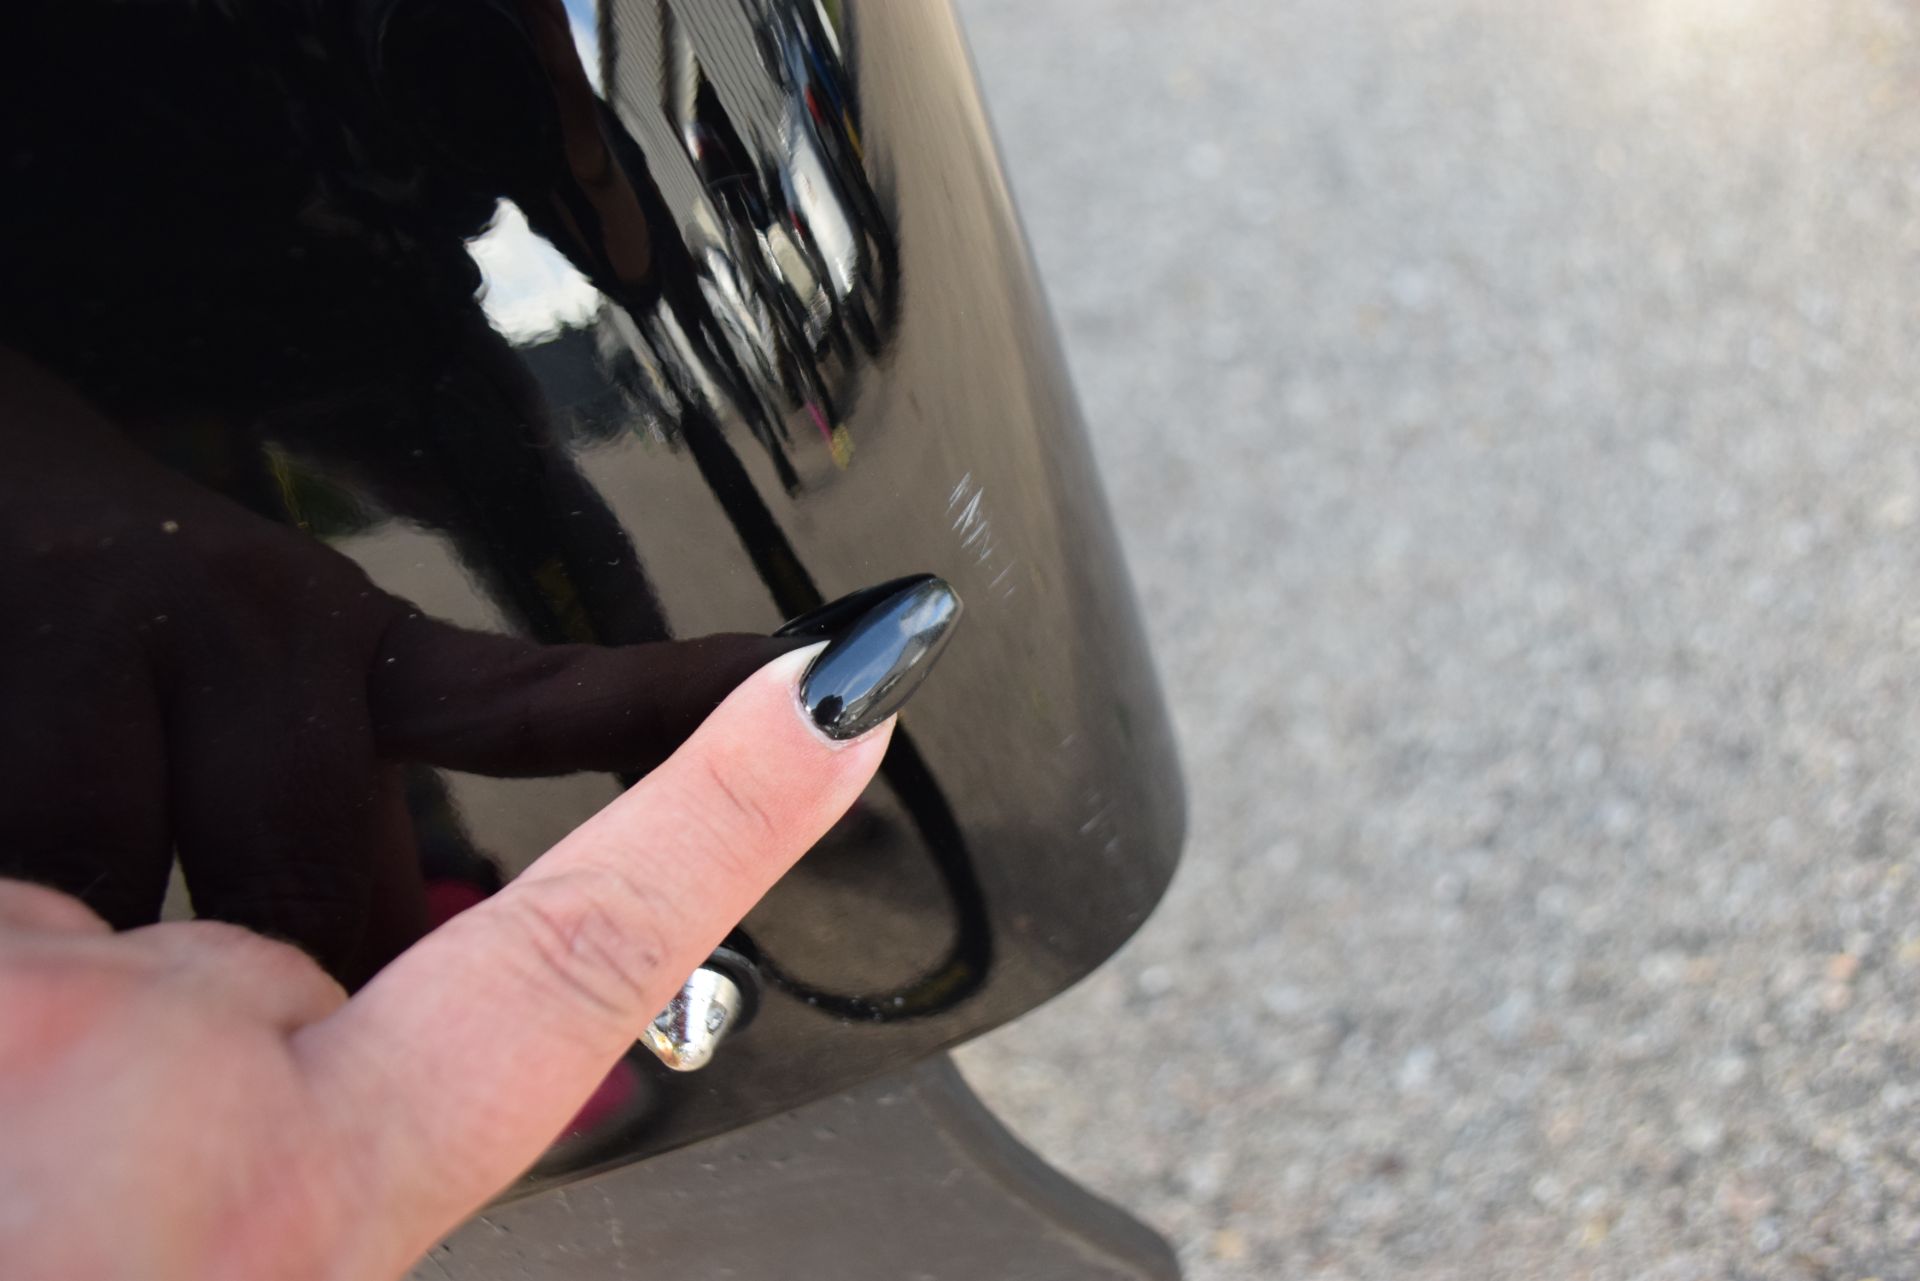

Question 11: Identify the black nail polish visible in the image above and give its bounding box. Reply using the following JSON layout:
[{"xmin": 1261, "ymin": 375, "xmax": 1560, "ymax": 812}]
[
  {"xmin": 799, "ymin": 577, "xmax": 961, "ymax": 740},
  {"xmin": 773, "ymin": 574, "xmax": 936, "ymax": 639}
]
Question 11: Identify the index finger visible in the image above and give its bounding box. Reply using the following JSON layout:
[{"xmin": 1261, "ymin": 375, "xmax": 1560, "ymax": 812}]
[{"xmin": 292, "ymin": 645, "xmax": 892, "ymax": 1268}]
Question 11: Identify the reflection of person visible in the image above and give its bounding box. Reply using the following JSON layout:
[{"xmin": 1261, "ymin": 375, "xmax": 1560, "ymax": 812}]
[
  {"xmin": 0, "ymin": 0, "xmax": 851, "ymax": 988},
  {"xmin": 0, "ymin": 349, "xmax": 799, "ymax": 985},
  {"xmin": 0, "ymin": 648, "xmax": 897, "ymax": 1279},
  {"xmin": 0, "ymin": 0, "xmax": 943, "ymax": 1015}
]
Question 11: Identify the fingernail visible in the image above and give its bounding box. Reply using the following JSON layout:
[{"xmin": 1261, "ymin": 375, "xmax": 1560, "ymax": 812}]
[
  {"xmin": 799, "ymin": 577, "xmax": 961, "ymax": 741},
  {"xmin": 772, "ymin": 574, "xmax": 936, "ymax": 638}
]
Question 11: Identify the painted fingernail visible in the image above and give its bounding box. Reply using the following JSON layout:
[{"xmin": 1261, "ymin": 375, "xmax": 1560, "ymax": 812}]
[
  {"xmin": 772, "ymin": 574, "xmax": 936, "ymax": 638},
  {"xmin": 799, "ymin": 576, "xmax": 961, "ymax": 741}
]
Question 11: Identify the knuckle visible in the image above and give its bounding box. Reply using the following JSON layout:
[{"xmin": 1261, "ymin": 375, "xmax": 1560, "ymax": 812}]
[
  {"xmin": 191, "ymin": 886, "xmax": 366, "ymax": 973},
  {"xmin": 497, "ymin": 870, "xmax": 677, "ymax": 1027},
  {"xmin": 165, "ymin": 917, "xmax": 271, "ymax": 952},
  {"xmin": 167, "ymin": 918, "xmax": 308, "ymax": 971},
  {"xmin": 148, "ymin": 920, "xmax": 345, "ymax": 1010}
]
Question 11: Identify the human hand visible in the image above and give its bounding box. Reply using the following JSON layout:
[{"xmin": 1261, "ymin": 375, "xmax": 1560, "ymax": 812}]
[{"xmin": 0, "ymin": 645, "xmax": 890, "ymax": 1280}]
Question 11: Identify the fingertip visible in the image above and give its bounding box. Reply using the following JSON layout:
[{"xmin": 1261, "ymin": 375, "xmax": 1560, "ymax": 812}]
[
  {"xmin": 727, "ymin": 640, "xmax": 885, "ymax": 761},
  {"xmin": 776, "ymin": 647, "xmax": 902, "ymax": 755},
  {"xmin": 641, "ymin": 642, "xmax": 891, "ymax": 844},
  {"xmin": 830, "ymin": 711, "xmax": 897, "ymax": 760},
  {"xmin": 758, "ymin": 638, "xmax": 830, "ymax": 726},
  {"xmin": 782, "ymin": 578, "xmax": 960, "ymax": 743}
]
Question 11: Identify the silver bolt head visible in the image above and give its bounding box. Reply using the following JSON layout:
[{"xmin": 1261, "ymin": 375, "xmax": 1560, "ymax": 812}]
[{"xmin": 642, "ymin": 966, "xmax": 746, "ymax": 1072}]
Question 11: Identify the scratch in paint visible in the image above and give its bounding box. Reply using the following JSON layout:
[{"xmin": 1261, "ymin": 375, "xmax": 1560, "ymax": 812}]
[
  {"xmin": 1078, "ymin": 803, "xmax": 1114, "ymax": 836},
  {"xmin": 948, "ymin": 471, "xmax": 1021, "ymax": 596}
]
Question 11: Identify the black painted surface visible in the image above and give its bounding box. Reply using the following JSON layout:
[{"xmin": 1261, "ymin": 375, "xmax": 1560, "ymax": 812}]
[
  {"xmin": 0, "ymin": 0, "xmax": 1183, "ymax": 1188},
  {"xmin": 417, "ymin": 1055, "xmax": 1181, "ymax": 1280}
]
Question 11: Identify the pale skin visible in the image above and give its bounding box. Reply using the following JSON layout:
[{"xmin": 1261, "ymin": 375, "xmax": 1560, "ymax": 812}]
[{"xmin": 0, "ymin": 645, "xmax": 887, "ymax": 1280}]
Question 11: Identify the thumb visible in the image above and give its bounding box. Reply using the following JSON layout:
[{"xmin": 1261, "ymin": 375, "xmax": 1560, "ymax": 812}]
[{"xmin": 293, "ymin": 644, "xmax": 892, "ymax": 1265}]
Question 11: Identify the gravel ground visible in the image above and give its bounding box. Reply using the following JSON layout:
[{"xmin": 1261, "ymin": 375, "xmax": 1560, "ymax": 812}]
[{"xmin": 948, "ymin": 2, "xmax": 1920, "ymax": 1277}]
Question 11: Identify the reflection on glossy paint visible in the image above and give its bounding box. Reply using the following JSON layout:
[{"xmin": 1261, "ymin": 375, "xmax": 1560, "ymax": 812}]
[
  {"xmin": 0, "ymin": 0, "xmax": 1183, "ymax": 1189},
  {"xmin": 471, "ymin": 200, "xmax": 602, "ymax": 342}
]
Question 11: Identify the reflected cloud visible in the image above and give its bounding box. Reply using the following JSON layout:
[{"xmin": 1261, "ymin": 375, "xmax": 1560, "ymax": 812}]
[{"xmin": 471, "ymin": 200, "xmax": 602, "ymax": 342}]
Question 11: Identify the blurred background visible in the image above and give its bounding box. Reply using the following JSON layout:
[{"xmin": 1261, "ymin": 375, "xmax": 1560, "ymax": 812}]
[{"xmin": 949, "ymin": 1, "xmax": 1920, "ymax": 1277}]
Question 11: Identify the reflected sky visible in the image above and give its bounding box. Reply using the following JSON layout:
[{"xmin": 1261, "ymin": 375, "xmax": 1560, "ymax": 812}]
[
  {"xmin": 471, "ymin": 200, "xmax": 600, "ymax": 342},
  {"xmin": 469, "ymin": 2, "xmax": 604, "ymax": 342}
]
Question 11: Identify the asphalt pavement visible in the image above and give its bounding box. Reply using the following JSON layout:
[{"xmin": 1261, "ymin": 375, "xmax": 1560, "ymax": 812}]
[{"xmin": 950, "ymin": 2, "xmax": 1920, "ymax": 1277}]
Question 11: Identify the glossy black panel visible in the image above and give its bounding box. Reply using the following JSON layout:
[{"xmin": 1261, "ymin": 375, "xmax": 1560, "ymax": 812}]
[{"xmin": 0, "ymin": 0, "xmax": 1183, "ymax": 1190}]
